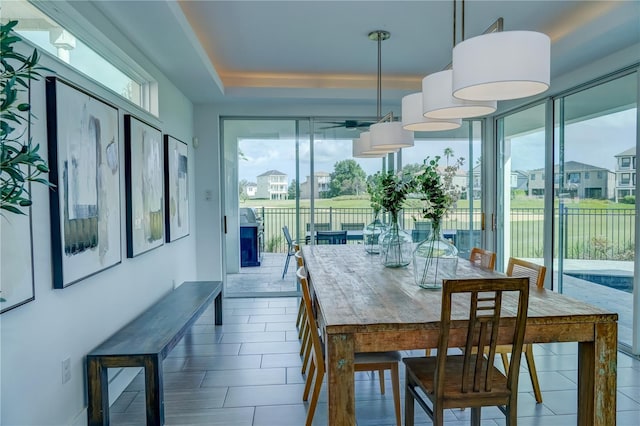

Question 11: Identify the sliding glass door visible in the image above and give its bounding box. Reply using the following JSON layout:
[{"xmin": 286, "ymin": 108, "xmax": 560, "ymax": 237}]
[
  {"xmin": 497, "ymin": 103, "xmax": 548, "ymax": 273},
  {"xmin": 221, "ymin": 118, "xmax": 303, "ymax": 296},
  {"xmin": 496, "ymin": 69, "xmax": 639, "ymax": 353},
  {"xmin": 554, "ymin": 71, "xmax": 637, "ymax": 350}
]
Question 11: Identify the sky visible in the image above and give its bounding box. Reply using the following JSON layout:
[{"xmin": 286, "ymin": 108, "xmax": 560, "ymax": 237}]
[{"xmin": 238, "ymin": 108, "xmax": 635, "ymax": 184}]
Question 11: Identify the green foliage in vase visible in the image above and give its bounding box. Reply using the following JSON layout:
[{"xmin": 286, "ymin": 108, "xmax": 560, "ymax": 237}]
[
  {"xmin": 366, "ymin": 171, "xmax": 385, "ymax": 216},
  {"xmin": 413, "ymin": 155, "xmax": 465, "ymax": 230},
  {"xmin": 377, "ymin": 169, "xmax": 415, "ymax": 221},
  {"xmin": 1, "ymin": 20, "xmax": 53, "ymax": 216}
]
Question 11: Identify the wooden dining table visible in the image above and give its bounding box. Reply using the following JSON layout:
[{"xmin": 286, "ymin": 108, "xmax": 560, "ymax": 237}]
[{"xmin": 301, "ymin": 244, "xmax": 618, "ymax": 426}]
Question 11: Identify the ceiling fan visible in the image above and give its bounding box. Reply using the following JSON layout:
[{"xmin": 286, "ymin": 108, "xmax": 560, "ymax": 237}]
[{"xmin": 319, "ymin": 119, "xmax": 375, "ymax": 130}]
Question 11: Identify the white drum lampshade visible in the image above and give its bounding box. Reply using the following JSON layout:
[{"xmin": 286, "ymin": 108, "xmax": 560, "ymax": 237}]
[
  {"xmin": 452, "ymin": 31, "xmax": 551, "ymax": 101},
  {"xmin": 422, "ymin": 70, "xmax": 496, "ymax": 119},
  {"xmin": 402, "ymin": 92, "xmax": 461, "ymax": 131},
  {"xmin": 352, "ymin": 136, "xmax": 386, "ymax": 158},
  {"xmin": 370, "ymin": 122, "xmax": 414, "ymax": 150}
]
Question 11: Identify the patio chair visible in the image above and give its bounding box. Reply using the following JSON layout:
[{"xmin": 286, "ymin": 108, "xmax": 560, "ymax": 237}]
[
  {"xmin": 281, "ymin": 225, "xmax": 297, "ymax": 279},
  {"xmin": 296, "ymin": 267, "xmax": 402, "ymax": 426},
  {"xmin": 315, "ymin": 230, "xmax": 347, "ymax": 244},
  {"xmin": 403, "ymin": 277, "xmax": 530, "ymax": 426}
]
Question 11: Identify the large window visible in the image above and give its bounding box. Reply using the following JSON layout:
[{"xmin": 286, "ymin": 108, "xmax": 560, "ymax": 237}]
[{"xmin": 1, "ymin": 0, "xmax": 153, "ymax": 110}]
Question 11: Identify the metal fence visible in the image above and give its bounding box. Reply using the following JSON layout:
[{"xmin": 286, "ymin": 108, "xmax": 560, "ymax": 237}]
[{"xmin": 253, "ymin": 207, "xmax": 635, "ymax": 260}]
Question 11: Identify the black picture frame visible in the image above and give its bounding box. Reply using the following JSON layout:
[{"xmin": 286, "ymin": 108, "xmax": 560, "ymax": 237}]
[
  {"xmin": 164, "ymin": 135, "xmax": 190, "ymax": 242},
  {"xmin": 124, "ymin": 115, "xmax": 164, "ymax": 257},
  {"xmin": 46, "ymin": 77, "xmax": 122, "ymax": 289}
]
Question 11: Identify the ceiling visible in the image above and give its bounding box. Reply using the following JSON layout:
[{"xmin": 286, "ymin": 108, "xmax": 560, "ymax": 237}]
[{"xmin": 85, "ymin": 1, "xmax": 638, "ymax": 108}]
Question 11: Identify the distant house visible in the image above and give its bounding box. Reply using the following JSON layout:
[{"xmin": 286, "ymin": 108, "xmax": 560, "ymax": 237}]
[
  {"xmin": 512, "ymin": 170, "xmax": 529, "ymax": 193},
  {"xmin": 614, "ymin": 147, "xmax": 636, "ymax": 201},
  {"xmin": 300, "ymin": 172, "xmax": 331, "ymax": 199},
  {"xmin": 256, "ymin": 170, "xmax": 288, "ymax": 200},
  {"xmin": 245, "ymin": 182, "xmax": 257, "ymax": 198},
  {"xmin": 529, "ymin": 161, "xmax": 614, "ymax": 199}
]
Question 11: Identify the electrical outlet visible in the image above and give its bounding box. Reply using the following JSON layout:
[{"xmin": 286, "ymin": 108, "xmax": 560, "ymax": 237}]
[{"xmin": 62, "ymin": 357, "xmax": 71, "ymax": 384}]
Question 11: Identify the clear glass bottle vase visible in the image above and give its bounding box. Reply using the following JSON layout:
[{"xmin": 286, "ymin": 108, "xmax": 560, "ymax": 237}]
[
  {"xmin": 379, "ymin": 212, "xmax": 413, "ymax": 268},
  {"xmin": 363, "ymin": 215, "xmax": 387, "ymax": 254},
  {"xmin": 413, "ymin": 224, "xmax": 459, "ymax": 288}
]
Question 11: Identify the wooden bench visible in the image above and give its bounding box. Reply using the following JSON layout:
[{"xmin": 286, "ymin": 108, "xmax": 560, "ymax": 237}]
[{"xmin": 86, "ymin": 281, "xmax": 223, "ymax": 426}]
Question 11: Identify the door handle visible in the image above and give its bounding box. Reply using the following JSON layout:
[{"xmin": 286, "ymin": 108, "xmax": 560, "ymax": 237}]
[{"xmin": 224, "ymin": 216, "xmax": 227, "ymax": 234}]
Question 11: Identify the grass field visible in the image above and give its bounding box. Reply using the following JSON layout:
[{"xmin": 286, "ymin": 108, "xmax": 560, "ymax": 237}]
[
  {"xmin": 242, "ymin": 194, "xmax": 635, "ymax": 262},
  {"xmin": 242, "ymin": 194, "xmax": 635, "ymax": 210}
]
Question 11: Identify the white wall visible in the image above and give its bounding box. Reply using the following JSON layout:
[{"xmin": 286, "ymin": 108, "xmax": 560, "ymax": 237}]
[{"xmin": 0, "ymin": 39, "xmax": 197, "ymax": 425}]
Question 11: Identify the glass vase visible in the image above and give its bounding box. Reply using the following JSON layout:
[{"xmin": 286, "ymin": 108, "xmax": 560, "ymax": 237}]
[
  {"xmin": 363, "ymin": 216, "xmax": 387, "ymax": 254},
  {"xmin": 413, "ymin": 225, "xmax": 459, "ymax": 288},
  {"xmin": 379, "ymin": 213, "xmax": 413, "ymax": 268}
]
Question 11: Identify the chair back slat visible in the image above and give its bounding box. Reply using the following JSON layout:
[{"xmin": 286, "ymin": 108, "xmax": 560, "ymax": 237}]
[
  {"xmin": 341, "ymin": 222, "xmax": 365, "ymax": 231},
  {"xmin": 316, "ymin": 230, "xmax": 347, "ymax": 245},
  {"xmin": 507, "ymin": 257, "xmax": 546, "ymax": 288},
  {"xmin": 306, "ymin": 223, "xmax": 331, "ymax": 231},
  {"xmin": 437, "ymin": 278, "xmax": 529, "ymax": 397},
  {"xmin": 469, "ymin": 247, "xmax": 496, "ymax": 270}
]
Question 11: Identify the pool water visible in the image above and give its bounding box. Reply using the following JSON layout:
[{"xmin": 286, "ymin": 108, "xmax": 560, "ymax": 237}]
[{"xmin": 565, "ymin": 272, "xmax": 633, "ymax": 294}]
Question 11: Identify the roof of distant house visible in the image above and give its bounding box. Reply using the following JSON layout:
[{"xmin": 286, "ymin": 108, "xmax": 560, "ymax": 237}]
[
  {"xmin": 614, "ymin": 147, "xmax": 636, "ymax": 157},
  {"xmin": 530, "ymin": 160, "xmax": 612, "ymax": 173},
  {"xmin": 258, "ymin": 170, "xmax": 287, "ymax": 177}
]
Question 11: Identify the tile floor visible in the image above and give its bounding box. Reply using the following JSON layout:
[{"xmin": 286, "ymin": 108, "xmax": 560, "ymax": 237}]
[{"xmin": 110, "ymin": 296, "xmax": 640, "ymax": 426}]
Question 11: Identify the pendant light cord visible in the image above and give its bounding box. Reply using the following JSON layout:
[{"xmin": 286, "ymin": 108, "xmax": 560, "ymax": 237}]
[{"xmin": 377, "ymin": 31, "xmax": 382, "ymax": 120}]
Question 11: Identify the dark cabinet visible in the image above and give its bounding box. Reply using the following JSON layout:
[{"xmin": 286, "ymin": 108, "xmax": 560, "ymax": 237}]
[{"xmin": 240, "ymin": 225, "xmax": 262, "ymax": 267}]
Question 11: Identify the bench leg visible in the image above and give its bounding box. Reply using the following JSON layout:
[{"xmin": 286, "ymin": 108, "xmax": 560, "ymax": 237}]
[
  {"xmin": 215, "ymin": 291, "xmax": 223, "ymax": 325},
  {"xmin": 145, "ymin": 355, "xmax": 164, "ymax": 426},
  {"xmin": 87, "ymin": 357, "xmax": 109, "ymax": 426}
]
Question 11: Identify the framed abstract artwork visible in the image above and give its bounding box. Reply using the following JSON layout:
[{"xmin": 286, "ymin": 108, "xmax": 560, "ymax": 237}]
[
  {"xmin": 45, "ymin": 77, "xmax": 122, "ymax": 289},
  {"xmin": 124, "ymin": 115, "xmax": 164, "ymax": 257},
  {"xmin": 164, "ymin": 135, "xmax": 189, "ymax": 242}
]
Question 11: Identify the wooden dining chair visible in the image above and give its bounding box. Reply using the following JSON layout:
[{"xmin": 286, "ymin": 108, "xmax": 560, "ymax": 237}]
[
  {"xmin": 294, "ymin": 252, "xmax": 314, "ymax": 376},
  {"xmin": 469, "ymin": 247, "xmax": 496, "ymax": 270},
  {"xmin": 296, "ymin": 267, "xmax": 402, "ymax": 426},
  {"xmin": 425, "ymin": 247, "xmax": 498, "ymax": 357},
  {"xmin": 404, "ymin": 277, "xmax": 530, "ymax": 426},
  {"xmin": 497, "ymin": 257, "xmax": 547, "ymax": 404}
]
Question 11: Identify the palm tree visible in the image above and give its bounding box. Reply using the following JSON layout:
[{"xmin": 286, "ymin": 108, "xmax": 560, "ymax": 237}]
[{"xmin": 444, "ymin": 147, "xmax": 454, "ymax": 166}]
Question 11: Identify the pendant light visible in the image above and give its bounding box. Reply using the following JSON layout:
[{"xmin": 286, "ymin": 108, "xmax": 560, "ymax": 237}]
[
  {"xmin": 367, "ymin": 30, "xmax": 414, "ymax": 151},
  {"xmin": 421, "ymin": 0, "xmax": 496, "ymax": 119},
  {"xmin": 401, "ymin": 92, "xmax": 461, "ymax": 131},
  {"xmin": 452, "ymin": 29, "xmax": 550, "ymax": 101},
  {"xmin": 352, "ymin": 134, "xmax": 387, "ymax": 158}
]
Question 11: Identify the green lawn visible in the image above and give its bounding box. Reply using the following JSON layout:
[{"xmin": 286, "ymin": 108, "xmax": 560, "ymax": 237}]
[
  {"xmin": 242, "ymin": 195, "xmax": 634, "ymax": 210},
  {"xmin": 243, "ymin": 195, "xmax": 635, "ymax": 260}
]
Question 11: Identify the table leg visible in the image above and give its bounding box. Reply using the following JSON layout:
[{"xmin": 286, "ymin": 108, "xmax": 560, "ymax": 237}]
[
  {"xmin": 326, "ymin": 333, "xmax": 356, "ymax": 425},
  {"xmin": 577, "ymin": 322, "xmax": 617, "ymax": 426}
]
